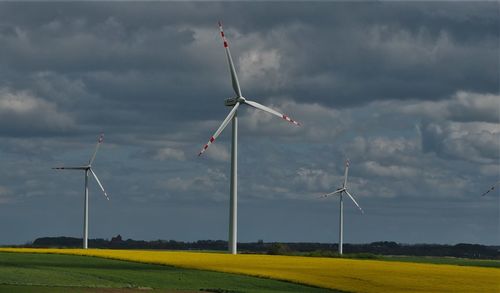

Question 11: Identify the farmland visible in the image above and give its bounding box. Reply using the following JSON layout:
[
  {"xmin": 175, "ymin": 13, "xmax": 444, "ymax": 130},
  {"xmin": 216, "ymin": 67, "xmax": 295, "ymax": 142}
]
[
  {"xmin": 1, "ymin": 248, "xmax": 499, "ymax": 292},
  {"xmin": 0, "ymin": 251, "xmax": 334, "ymax": 293}
]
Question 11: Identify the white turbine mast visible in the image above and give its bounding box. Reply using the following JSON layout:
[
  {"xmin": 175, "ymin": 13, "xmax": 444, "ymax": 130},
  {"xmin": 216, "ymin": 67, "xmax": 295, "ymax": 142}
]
[
  {"xmin": 320, "ymin": 159, "xmax": 363, "ymax": 255},
  {"xmin": 53, "ymin": 133, "xmax": 109, "ymax": 249},
  {"xmin": 198, "ymin": 22, "xmax": 301, "ymax": 254}
]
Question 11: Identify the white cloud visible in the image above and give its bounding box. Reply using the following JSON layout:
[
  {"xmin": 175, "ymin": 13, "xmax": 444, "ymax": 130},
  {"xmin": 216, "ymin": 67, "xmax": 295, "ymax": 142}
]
[
  {"xmin": 294, "ymin": 167, "xmax": 340, "ymax": 192},
  {"xmin": 345, "ymin": 136, "xmax": 420, "ymax": 162},
  {"xmin": 242, "ymin": 99, "xmax": 345, "ymax": 141},
  {"xmin": 204, "ymin": 143, "xmax": 230, "ymax": 162},
  {"xmin": 399, "ymin": 91, "xmax": 500, "ymax": 123},
  {"xmin": 0, "ymin": 88, "xmax": 74, "ymax": 134},
  {"xmin": 153, "ymin": 147, "xmax": 185, "ymax": 161},
  {"xmin": 239, "ymin": 49, "xmax": 284, "ymax": 89},
  {"xmin": 479, "ymin": 164, "xmax": 500, "ymax": 177},
  {"xmin": 421, "ymin": 120, "xmax": 500, "ymax": 163},
  {"xmin": 161, "ymin": 168, "xmax": 227, "ymax": 201},
  {"xmin": 362, "ymin": 161, "xmax": 419, "ymax": 179},
  {"xmin": 366, "ymin": 25, "xmax": 457, "ymax": 67}
]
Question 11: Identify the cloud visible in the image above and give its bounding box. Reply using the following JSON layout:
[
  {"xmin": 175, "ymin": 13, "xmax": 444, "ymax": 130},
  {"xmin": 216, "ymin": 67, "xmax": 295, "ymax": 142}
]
[
  {"xmin": 0, "ymin": 88, "xmax": 75, "ymax": 136},
  {"xmin": 153, "ymin": 147, "xmax": 185, "ymax": 161},
  {"xmin": 0, "ymin": 2, "xmax": 497, "ymax": 245},
  {"xmin": 294, "ymin": 167, "xmax": 340, "ymax": 192},
  {"xmin": 421, "ymin": 120, "xmax": 500, "ymax": 163},
  {"xmin": 0, "ymin": 186, "xmax": 13, "ymax": 204},
  {"xmin": 161, "ymin": 168, "xmax": 227, "ymax": 201},
  {"xmin": 343, "ymin": 136, "xmax": 420, "ymax": 163},
  {"xmin": 400, "ymin": 91, "xmax": 500, "ymax": 123},
  {"xmin": 479, "ymin": 164, "xmax": 500, "ymax": 177},
  {"xmin": 239, "ymin": 49, "xmax": 284, "ymax": 90},
  {"xmin": 204, "ymin": 143, "xmax": 230, "ymax": 162},
  {"xmin": 241, "ymin": 99, "xmax": 345, "ymax": 142},
  {"xmin": 361, "ymin": 161, "xmax": 419, "ymax": 179}
]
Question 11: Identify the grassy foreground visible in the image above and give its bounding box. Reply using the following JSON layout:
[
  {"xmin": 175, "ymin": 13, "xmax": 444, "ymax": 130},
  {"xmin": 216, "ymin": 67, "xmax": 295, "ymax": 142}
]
[
  {"xmin": 1, "ymin": 248, "xmax": 499, "ymax": 292},
  {"xmin": 0, "ymin": 252, "xmax": 333, "ymax": 293}
]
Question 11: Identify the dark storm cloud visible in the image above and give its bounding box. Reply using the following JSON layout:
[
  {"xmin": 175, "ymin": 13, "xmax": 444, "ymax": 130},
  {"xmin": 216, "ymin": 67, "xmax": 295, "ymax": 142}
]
[
  {"xmin": 0, "ymin": 2, "xmax": 497, "ymax": 112},
  {"xmin": 0, "ymin": 2, "xmax": 497, "ymax": 246}
]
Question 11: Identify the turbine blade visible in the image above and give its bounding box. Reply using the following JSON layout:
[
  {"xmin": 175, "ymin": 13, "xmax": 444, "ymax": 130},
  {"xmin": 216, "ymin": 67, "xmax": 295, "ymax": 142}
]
[
  {"xmin": 52, "ymin": 166, "xmax": 88, "ymax": 170},
  {"xmin": 89, "ymin": 168, "xmax": 109, "ymax": 200},
  {"xmin": 89, "ymin": 133, "xmax": 104, "ymax": 165},
  {"xmin": 198, "ymin": 102, "xmax": 240, "ymax": 156},
  {"xmin": 343, "ymin": 159, "xmax": 350, "ymax": 188},
  {"xmin": 344, "ymin": 190, "xmax": 363, "ymax": 214},
  {"xmin": 319, "ymin": 189, "xmax": 343, "ymax": 199},
  {"xmin": 218, "ymin": 21, "xmax": 242, "ymax": 97},
  {"xmin": 481, "ymin": 180, "xmax": 500, "ymax": 196},
  {"xmin": 244, "ymin": 99, "xmax": 301, "ymax": 126}
]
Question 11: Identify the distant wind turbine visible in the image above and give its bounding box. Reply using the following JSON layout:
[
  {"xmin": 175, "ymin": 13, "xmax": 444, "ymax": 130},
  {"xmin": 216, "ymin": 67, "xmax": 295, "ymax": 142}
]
[
  {"xmin": 320, "ymin": 160, "xmax": 363, "ymax": 255},
  {"xmin": 481, "ymin": 180, "xmax": 500, "ymax": 196},
  {"xmin": 53, "ymin": 133, "xmax": 109, "ymax": 249},
  {"xmin": 198, "ymin": 22, "xmax": 301, "ymax": 254}
]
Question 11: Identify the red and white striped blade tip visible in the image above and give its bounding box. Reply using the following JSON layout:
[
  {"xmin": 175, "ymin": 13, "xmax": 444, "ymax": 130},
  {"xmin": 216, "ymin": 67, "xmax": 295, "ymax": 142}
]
[
  {"xmin": 198, "ymin": 144, "xmax": 209, "ymax": 156},
  {"xmin": 218, "ymin": 23, "xmax": 228, "ymax": 48},
  {"xmin": 282, "ymin": 114, "xmax": 301, "ymax": 126},
  {"xmin": 198, "ymin": 136, "xmax": 215, "ymax": 156}
]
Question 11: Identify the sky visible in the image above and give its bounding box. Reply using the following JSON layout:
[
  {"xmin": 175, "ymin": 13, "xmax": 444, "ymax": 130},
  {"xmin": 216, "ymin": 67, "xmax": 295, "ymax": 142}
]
[{"xmin": 0, "ymin": 2, "xmax": 498, "ymax": 246}]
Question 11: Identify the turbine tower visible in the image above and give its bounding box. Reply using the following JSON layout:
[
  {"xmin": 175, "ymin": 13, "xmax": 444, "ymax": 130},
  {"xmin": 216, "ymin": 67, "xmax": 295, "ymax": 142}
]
[
  {"xmin": 320, "ymin": 160, "xmax": 363, "ymax": 255},
  {"xmin": 198, "ymin": 22, "xmax": 300, "ymax": 254},
  {"xmin": 53, "ymin": 133, "xmax": 109, "ymax": 249}
]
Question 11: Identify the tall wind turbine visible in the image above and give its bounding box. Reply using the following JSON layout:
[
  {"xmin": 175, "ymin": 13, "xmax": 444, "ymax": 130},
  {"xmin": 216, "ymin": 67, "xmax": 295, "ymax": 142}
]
[
  {"xmin": 198, "ymin": 22, "xmax": 300, "ymax": 254},
  {"xmin": 53, "ymin": 133, "xmax": 109, "ymax": 249},
  {"xmin": 320, "ymin": 160, "xmax": 363, "ymax": 255}
]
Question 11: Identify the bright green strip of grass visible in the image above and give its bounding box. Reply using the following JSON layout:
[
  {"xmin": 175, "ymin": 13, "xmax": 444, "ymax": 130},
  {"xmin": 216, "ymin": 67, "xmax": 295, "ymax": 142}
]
[{"xmin": 0, "ymin": 252, "xmax": 338, "ymax": 293}]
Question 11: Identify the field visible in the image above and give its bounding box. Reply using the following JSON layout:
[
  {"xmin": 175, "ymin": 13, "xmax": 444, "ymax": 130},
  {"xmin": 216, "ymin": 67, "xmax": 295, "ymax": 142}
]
[
  {"xmin": 1, "ymin": 248, "xmax": 499, "ymax": 293},
  {"xmin": 377, "ymin": 255, "xmax": 500, "ymax": 268},
  {"xmin": 0, "ymin": 252, "xmax": 334, "ymax": 293}
]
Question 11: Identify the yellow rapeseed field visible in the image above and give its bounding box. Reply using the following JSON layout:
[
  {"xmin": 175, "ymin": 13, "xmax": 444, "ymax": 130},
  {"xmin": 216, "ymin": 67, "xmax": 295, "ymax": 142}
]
[{"xmin": 1, "ymin": 248, "xmax": 498, "ymax": 292}]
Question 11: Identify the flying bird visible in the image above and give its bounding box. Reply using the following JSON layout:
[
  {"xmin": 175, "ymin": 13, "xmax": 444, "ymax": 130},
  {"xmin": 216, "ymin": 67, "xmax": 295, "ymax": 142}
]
[{"xmin": 481, "ymin": 181, "xmax": 500, "ymax": 196}]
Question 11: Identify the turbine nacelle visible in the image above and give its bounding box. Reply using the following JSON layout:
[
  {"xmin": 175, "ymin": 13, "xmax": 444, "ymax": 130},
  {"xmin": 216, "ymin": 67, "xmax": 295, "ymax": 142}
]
[
  {"xmin": 320, "ymin": 160, "xmax": 363, "ymax": 214},
  {"xmin": 225, "ymin": 97, "xmax": 246, "ymax": 107},
  {"xmin": 53, "ymin": 133, "xmax": 109, "ymax": 201}
]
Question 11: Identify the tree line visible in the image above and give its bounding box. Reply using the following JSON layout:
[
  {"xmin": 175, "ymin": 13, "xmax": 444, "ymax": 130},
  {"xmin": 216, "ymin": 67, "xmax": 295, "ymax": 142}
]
[{"xmin": 21, "ymin": 235, "xmax": 499, "ymax": 259}]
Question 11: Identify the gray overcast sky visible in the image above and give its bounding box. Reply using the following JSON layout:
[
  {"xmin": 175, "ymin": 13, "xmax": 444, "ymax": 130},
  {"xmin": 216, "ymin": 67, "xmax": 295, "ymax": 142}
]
[{"xmin": 0, "ymin": 2, "xmax": 498, "ymax": 245}]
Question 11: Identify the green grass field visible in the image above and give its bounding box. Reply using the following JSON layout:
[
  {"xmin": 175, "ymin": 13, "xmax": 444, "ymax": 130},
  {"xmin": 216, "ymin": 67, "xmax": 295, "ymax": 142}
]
[{"xmin": 0, "ymin": 252, "xmax": 336, "ymax": 293}]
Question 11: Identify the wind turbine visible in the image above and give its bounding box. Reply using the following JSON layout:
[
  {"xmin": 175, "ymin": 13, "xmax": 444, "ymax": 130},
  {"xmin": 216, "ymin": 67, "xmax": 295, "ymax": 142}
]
[
  {"xmin": 198, "ymin": 22, "xmax": 300, "ymax": 254},
  {"xmin": 53, "ymin": 133, "xmax": 109, "ymax": 249},
  {"xmin": 320, "ymin": 160, "xmax": 363, "ymax": 255}
]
